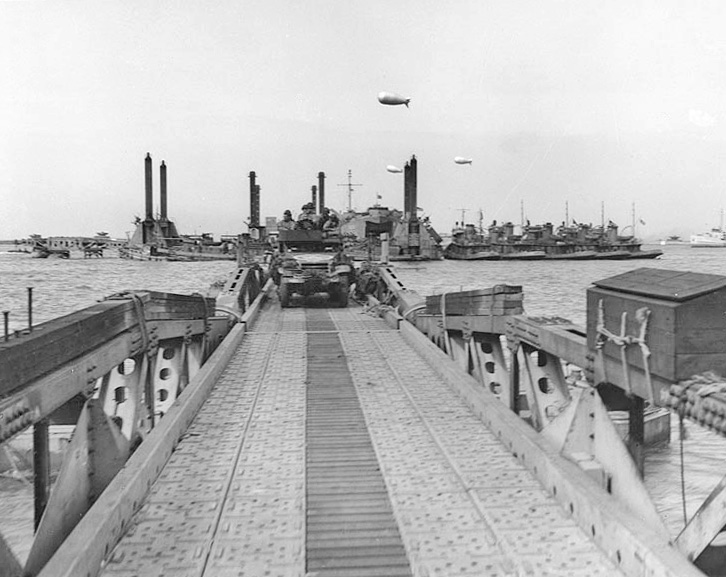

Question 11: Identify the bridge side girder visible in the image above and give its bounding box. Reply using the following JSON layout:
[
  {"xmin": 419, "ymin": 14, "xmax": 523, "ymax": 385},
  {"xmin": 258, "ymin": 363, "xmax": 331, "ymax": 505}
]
[
  {"xmin": 23, "ymin": 330, "xmax": 206, "ymax": 575},
  {"xmin": 398, "ymin": 319, "xmax": 702, "ymax": 577},
  {"xmin": 24, "ymin": 399, "xmax": 131, "ymax": 576},
  {"xmin": 371, "ymin": 271, "xmax": 715, "ymax": 572},
  {"xmin": 0, "ymin": 317, "xmax": 208, "ymax": 446},
  {"xmin": 515, "ymin": 344, "xmax": 571, "ymax": 431},
  {"xmin": 30, "ymin": 280, "xmax": 272, "ymax": 577}
]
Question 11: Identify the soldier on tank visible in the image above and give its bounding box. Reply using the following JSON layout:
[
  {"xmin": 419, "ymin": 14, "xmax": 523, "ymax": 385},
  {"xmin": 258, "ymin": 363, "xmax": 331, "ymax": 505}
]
[
  {"xmin": 295, "ymin": 203, "xmax": 317, "ymax": 230},
  {"xmin": 278, "ymin": 209, "xmax": 295, "ymax": 230}
]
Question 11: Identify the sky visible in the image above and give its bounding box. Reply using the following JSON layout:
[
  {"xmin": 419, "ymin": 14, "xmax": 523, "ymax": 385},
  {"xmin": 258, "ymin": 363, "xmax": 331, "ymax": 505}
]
[{"xmin": 3, "ymin": 0, "xmax": 726, "ymax": 241}]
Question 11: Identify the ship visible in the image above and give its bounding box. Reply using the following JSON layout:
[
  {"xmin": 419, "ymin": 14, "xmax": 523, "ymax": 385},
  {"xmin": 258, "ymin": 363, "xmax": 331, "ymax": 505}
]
[
  {"xmin": 690, "ymin": 229, "xmax": 726, "ymax": 248},
  {"xmin": 337, "ymin": 157, "xmax": 443, "ymax": 261},
  {"xmin": 691, "ymin": 210, "xmax": 726, "ymax": 248},
  {"xmin": 120, "ymin": 155, "xmax": 236, "ymax": 262},
  {"xmin": 339, "ymin": 204, "xmax": 443, "ymax": 261},
  {"xmin": 443, "ymin": 223, "xmax": 503, "ymax": 260},
  {"xmin": 259, "ymin": 158, "xmax": 443, "ymax": 262},
  {"xmin": 659, "ymin": 235, "xmax": 687, "ymax": 246},
  {"xmin": 444, "ymin": 219, "xmax": 663, "ymax": 261}
]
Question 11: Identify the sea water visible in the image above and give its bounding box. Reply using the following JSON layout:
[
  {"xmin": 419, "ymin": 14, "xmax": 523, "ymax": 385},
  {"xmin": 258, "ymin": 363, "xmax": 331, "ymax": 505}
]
[{"xmin": 1, "ymin": 244, "xmax": 725, "ymax": 558}]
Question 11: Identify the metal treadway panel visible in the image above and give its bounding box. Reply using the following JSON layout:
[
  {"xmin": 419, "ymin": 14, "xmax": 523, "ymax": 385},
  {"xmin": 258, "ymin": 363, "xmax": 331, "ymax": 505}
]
[
  {"xmin": 99, "ymin": 299, "xmax": 622, "ymax": 577},
  {"xmin": 100, "ymin": 321, "xmax": 308, "ymax": 577},
  {"xmin": 305, "ymin": 309, "xmax": 412, "ymax": 577},
  {"xmin": 339, "ymin": 323, "xmax": 621, "ymax": 576}
]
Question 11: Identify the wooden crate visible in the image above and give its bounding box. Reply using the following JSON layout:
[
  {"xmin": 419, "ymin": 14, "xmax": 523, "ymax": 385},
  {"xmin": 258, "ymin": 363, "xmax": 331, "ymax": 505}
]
[
  {"xmin": 586, "ymin": 268, "xmax": 726, "ymax": 382},
  {"xmin": 425, "ymin": 285, "xmax": 523, "ymax": 316}
]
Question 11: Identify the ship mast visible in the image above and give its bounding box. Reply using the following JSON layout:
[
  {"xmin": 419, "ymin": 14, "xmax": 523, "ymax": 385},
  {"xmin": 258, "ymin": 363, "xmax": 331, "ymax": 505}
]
[
  {"xmin": 458, "ymin": 208, "xmax": 467, "ymax": 225},
  {"xmin": 337, "ymin": 169, "xmax": 363, "ymax": 212}
]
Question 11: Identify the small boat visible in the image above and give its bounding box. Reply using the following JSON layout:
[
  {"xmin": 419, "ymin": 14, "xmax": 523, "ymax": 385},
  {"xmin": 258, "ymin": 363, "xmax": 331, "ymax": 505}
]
[
  {"xmin": 691, "ymin": 210, "xmax": 726, "ymax": 247},
  {"xmin": 659, "ymin": 235, "xmax": 686, "ymax": 246},
  {"xmin": 690, "ymin": 229, "xmax": 726, "ymax": 247}
]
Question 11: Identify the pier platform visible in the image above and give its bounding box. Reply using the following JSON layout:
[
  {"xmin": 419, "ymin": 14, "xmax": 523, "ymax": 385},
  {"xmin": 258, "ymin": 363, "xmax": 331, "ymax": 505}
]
[{"xmin": 96, "ymin": 298, "xmax": 619, "ymax": 577}]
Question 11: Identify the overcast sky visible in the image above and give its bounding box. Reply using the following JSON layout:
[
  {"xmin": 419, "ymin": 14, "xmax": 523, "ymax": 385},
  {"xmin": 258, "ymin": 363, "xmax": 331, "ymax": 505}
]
[{"xmin": 2, "ymin": 0, "xmax": 726, "ymax": 240}]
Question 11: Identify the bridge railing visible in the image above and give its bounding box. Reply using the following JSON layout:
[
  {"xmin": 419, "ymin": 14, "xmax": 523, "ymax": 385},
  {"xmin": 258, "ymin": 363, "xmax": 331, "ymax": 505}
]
[
  {"xmin": 0, "ymin": 264, "xmax": 267, "ymax": 577},
  {"xmin": 373, "ymin": 264, "xmax": 726, "ymax": 570}
]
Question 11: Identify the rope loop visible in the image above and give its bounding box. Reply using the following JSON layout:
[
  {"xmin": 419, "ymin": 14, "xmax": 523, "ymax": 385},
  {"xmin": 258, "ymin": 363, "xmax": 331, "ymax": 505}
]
[{"xmin": 130, "ymin": 293, "xmax": 150, "ymax": 354}]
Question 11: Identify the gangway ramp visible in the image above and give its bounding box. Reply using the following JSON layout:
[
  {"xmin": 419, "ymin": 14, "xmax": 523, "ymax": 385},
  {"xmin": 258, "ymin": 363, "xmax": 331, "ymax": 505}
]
[{"xmin": 87, "ymin": 299, "xmax": 623, "ymax": 576}]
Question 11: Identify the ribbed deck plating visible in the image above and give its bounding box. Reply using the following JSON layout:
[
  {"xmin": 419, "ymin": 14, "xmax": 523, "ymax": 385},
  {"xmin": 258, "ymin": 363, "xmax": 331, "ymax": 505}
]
[{"xmin": 305, "ymin": 309, "xmax": 412, "ymax": 577}]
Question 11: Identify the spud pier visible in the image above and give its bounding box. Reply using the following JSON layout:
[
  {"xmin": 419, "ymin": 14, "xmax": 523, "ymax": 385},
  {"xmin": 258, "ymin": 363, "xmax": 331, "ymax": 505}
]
[{"xmin": 2, "ymin": 265, "xmax": 726, "ymax": 577}]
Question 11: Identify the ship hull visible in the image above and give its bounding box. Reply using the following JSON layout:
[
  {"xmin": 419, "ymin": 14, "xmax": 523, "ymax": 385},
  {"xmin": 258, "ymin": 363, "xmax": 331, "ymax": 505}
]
[
  {"xmin": 443, "ymin": 242, "xmax": 662, "ymax": 261},
  {"xmin": 544, "ymin": 250, "xmax": 598, "ymax": 260},
  {"xmin": 443, "ymin": 244, "xmax": 501, "ymax": 260},
  {"xmin": 119, "ymin": 244, "xmax": 236, "ymax": 262},
  {"xmin": 690, "ymin": 231, "xmax": 726, "ymax": 247},
  {"xmin": 499, "ymin": 251, "xmax": 547, "ymax": 260}
]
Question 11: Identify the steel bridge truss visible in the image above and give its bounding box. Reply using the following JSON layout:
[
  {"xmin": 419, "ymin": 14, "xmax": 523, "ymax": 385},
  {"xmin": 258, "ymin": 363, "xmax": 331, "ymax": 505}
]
[
  {"xmin": 0, "ymin": 265, "xmax": 265, "ymax": 577},
  {"xmin": 375, "ymin": 266, "xmax": 726, "ymax": 571}
]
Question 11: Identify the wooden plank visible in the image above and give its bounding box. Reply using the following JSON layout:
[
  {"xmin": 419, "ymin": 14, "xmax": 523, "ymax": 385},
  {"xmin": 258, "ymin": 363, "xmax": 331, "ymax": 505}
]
[
  {"xmin": 0, "ymin": 331, "xmax": 137, "ymax": 444},
  {"xmin": 425, "ymin": 288, "xmax": 523, "ymax": 316},
  {"xmin": 152, "ymin": 318, "xmax": 207, "ymax": 341},
  {"xmin": 592, "ymin": 268, "xmax": 726, "ymax": 302},
  {"xmin": 0, "ymin": 299, "xmax": 138, "ymax": 395},
  {"xmin": 0, "ymin": 294, "xmax": 213, "ymax": 396},
  {"xmin": 415, "ymin": 314, "xmax": 509, "ymax": 336},
  {"xmin": 506, "ymin": 316, "xmax": 590, "ymax": 369},
  {"xmin": 679, "ymin": 292, "xmax": 726, "ymax": 331},
  {"xmin": 675, "ymin": 353, "xmax": 726, "ymax": 382},
  {"xmin": 677, "ymin": 329, "xmax": 726, "ymax": 355},
  {"xmin": 138, "ymin": 291, "xmax": 215, "ymax": 320}
]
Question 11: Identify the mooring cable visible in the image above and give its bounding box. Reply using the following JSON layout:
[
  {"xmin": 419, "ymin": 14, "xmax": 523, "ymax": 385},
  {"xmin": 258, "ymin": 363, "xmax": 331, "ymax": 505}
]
[{"xmin": 679, "ymin": 411, "xmax": 688, "ymax": 528}]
